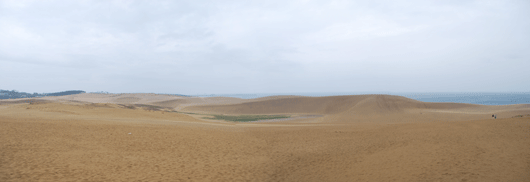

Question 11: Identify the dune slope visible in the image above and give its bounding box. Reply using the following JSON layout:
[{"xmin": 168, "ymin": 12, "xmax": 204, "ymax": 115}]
[
  {"xmin": 182, "ymin": 95, "xmax": 469, "ymax": 114},
  {"xmin": 183, "ymin": 95, "xmax": 530, "ymax": 122}
]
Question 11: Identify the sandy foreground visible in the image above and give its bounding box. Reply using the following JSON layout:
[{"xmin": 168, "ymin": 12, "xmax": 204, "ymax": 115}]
[{"xmin": 1, "ymin": 94, "xmax": 529, "ymax": 181}]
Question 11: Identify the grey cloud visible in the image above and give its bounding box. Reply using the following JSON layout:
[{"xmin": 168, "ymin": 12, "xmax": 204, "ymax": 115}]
[{"xmin": 0, "ymin": 0, "xmax": 528, "ymax": 94}]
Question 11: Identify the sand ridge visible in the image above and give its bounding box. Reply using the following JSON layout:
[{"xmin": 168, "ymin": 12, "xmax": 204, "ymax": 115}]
[{"xmin": 183, "ymin": 94, "xmax": 530, "ymax": 123}]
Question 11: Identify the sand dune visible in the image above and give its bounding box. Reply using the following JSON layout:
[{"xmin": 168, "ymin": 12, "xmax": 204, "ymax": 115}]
[
  {"xmin": 39, "ymin": 93, "xmax": 185, "ymax": 105},
  {"xmin": 1, "ymin": 94, "xmax": 530, "ymax": 181},
  {"xmin": 40, "ymin": 93, "xmax": 252, "ymax": 111},
  {"xmin": 183, "ymin": 95, "xmax": 530, "ymax": 122},
  {"xmin": 183, "ymin": 95, "xmax": 372, "ymax": 115},
  {"xmin": 182, "ymin": 95, "xmax": 468, "ymax": 115}
]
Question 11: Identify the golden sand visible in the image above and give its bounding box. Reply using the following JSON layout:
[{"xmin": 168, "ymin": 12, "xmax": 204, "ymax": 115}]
[{"xmin": 1, "ymin": 94, "xmax": 529, "ymax": 181}]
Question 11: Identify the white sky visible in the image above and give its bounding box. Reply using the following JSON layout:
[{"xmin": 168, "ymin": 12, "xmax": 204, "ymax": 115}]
[{"xmin": 1, "ymin": 0, "xmax": 529, "ymax": 94}]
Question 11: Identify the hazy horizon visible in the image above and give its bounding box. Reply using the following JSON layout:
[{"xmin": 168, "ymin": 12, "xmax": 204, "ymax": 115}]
[
  {"xmin": 1, "ymin": 0, "xmax": 529, "ymax": 94},
  {"xmin": 2, "ymin": 89, "xmax": 530, "ymax": 96}
]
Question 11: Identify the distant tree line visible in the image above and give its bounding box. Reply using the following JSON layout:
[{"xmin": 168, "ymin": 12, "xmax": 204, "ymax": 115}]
[{"xmin": 0, "ymin": 90, "xmax": 86, "ymax": 99}]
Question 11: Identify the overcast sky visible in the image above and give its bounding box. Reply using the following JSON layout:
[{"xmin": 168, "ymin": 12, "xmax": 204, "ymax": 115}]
[{"xmin": 1, "ymin": 0, "xmax": 529, "ymax": 94}]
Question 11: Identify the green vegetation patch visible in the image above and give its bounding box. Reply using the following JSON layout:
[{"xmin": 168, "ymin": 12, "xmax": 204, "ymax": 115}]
[
  {"xmin": 512, "ymin": 114, "xmax": 530, "ymax": 118},
  {"xmin": 205, "ymin": 114, "xmax": 290, "ymax": 122},
  {"xmin": 169, "ymin": 111, "xmax": 201, "ymax": 115},
  {"xmin": 134, "ymin": 104, "xmax": 164, "ymax": 110}
]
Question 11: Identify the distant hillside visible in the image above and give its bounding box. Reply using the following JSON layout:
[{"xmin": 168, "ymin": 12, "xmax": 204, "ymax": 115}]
[
  {"xmin": 0, "ymin": 90, "xmax": 85, "ymax": 99},
  {"xmin": 45, "ymin": 90, "xmax": 86, "ymax": 97}
]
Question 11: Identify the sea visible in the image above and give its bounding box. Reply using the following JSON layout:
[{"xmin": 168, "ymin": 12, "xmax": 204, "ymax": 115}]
[{"xmin": 192, "ymin": 92, "xmax": 530, "ymax": 105}]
